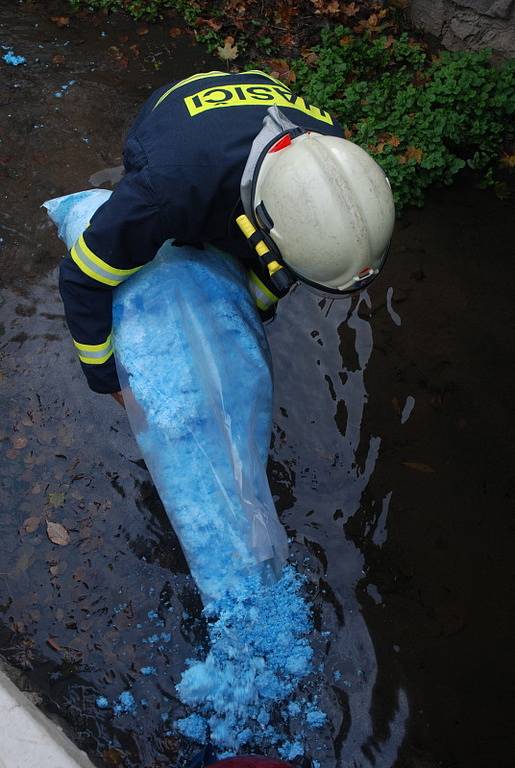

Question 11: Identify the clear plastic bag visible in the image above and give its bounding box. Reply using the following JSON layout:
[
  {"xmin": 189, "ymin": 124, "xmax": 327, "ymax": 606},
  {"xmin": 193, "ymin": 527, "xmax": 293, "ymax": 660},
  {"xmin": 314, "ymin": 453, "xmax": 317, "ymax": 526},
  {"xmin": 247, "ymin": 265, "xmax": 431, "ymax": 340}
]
[
  {"xmin": 44, "ymin": 189, "xmax": 288, "ymax": 605},
  {"xmin": 42, "ymin": 189, "xmax": 112, "ymax": 247}
]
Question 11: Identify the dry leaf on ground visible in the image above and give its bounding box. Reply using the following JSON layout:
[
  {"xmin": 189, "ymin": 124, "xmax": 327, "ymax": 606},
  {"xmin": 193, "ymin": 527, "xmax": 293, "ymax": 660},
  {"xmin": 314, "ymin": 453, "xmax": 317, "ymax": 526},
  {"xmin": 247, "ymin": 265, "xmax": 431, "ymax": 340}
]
[
  {"xmin": 217, "ymin": 36, "xmax": 239, "ymax": 61},
  {"xmin": 47, "ymin": 521, "xmax": 70, "ymax": 546},
  {"xmin": 50, "ymin": 16, "xmax": 70, "ymax": 28},
  {"xmin": 402, "ymin": 462, "xmax": 435, "ymax": 473},
  {"xmin": 22, "ymin": 516, "xmax": 40, "ymax": 534}
]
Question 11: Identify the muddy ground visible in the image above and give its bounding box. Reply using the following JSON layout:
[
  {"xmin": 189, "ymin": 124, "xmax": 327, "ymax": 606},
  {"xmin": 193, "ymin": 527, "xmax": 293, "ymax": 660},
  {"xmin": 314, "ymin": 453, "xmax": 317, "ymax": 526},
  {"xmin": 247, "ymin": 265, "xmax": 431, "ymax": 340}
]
[{"xmin": 1, "ymin": 2, "xmax": 514, "ymax": 767}]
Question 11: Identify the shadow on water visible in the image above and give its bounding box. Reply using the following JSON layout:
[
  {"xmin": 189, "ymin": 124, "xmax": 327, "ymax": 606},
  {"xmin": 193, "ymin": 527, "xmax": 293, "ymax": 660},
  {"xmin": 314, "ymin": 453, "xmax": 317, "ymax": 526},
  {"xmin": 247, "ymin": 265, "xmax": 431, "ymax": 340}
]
[{"xmin": 1, "ymin": 2, "xmax": 514, "ymax": 767}]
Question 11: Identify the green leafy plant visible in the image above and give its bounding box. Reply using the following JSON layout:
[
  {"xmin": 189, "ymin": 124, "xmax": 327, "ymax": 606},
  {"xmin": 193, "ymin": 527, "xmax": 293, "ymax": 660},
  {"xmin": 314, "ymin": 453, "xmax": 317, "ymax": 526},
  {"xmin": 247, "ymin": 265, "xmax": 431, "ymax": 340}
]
[{"xmin": 292, "ymin": 27, "xmax": 515, "ymax": 210}]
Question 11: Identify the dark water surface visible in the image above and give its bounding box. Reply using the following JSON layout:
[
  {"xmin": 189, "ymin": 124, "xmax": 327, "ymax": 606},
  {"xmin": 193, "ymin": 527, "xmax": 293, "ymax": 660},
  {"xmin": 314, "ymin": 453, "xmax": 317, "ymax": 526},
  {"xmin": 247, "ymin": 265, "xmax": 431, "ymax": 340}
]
[{"xmin": 1, "ymin": 2, "xmax": 514, "ymax": 767}]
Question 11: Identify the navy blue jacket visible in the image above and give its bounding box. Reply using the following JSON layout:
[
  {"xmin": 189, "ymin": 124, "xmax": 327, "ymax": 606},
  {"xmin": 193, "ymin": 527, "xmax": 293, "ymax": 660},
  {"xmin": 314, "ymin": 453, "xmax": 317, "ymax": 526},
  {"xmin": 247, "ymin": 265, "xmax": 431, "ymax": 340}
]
[{"xmin": 59, "ymin": 70, "xmax": 343, "ymax": 393}]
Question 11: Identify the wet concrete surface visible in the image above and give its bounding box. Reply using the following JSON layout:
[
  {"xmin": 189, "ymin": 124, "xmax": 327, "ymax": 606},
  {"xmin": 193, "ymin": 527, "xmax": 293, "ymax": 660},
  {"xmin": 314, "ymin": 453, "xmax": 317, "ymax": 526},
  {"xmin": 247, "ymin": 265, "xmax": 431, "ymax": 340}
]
[{"xmin": 1, "ymin": 2, "xmax": 514, "ymax": 767}]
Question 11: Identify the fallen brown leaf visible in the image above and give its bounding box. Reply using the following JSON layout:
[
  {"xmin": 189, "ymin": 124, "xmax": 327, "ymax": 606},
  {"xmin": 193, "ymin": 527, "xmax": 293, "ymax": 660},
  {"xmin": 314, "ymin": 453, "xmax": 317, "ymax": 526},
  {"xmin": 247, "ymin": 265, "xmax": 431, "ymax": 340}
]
[
  {"xmin": 46, "ymin": 637, "xmax": 61, "ymax": 652},
  {"xmin": 23, "ymin": 516, "xmax": 40, "ymax": 534},
  {"xmin": 50, "ymin": 16, "xmax": 70, "ymax": 28},
  {"xmin": 46, "ymin": 521, "xmax": 70, "ymax": 546},
  {"xmin": 500, "ymin": 152, "xmax": 515, "ymax": 168},
  {"xmin": 52, "ymin": 54, "xmax": 65, "ymax": 65},
  {"xmin": 198, "ymin": 17, "xmax": 222, "ymax": 31},
  {"xmin": 168, "ymin": 27, "xmax": 182, "ymax": 38},
  {"xmin": 342, "ymin": 2, "xmax": 359, "ymax": 16},
  {"xmin": 402, "ymin": 462, "xmax": 435, "ymax": 473},
  {"xmin": 405, "ymin": 145, "xmax": 423, "ymax": 163},
  {"xmin": 48, "ymin": 491, "xmax": 65, "ymax": 508},
  {"xmin": 137, "ymin": 25, "xmax": 149, "ymax": 36},
  {"xmin": 386, "ymin": 134, "xmax": 401, "ymax": 147}
]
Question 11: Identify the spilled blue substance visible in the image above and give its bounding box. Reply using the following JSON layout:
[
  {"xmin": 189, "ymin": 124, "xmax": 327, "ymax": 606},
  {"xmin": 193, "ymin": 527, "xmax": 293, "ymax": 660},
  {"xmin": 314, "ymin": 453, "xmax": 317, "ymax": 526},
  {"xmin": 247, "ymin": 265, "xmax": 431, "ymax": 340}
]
[
  {"xmin": 175, "ymin": 566, "xmax": 315, "ymax": 750},
  {"xmin": 53, "ymin": 79, "xmax": 77, "ymax": 98},
  {"xmin": 113, "ymin": 691, "xmax": 136, "ymax": 716},
  {"xmin": 306, "ymin": 709, "xmax": 327, "ymax": 728},
  {"xmin": 175, "ymin": 714, "xmax": 208, "ymax": 742},
  {"xmin": 333, "ymin": 670, "xmax": 342, "ymax": 682},
  {"xmin": 2, "ymin": 51, "xmax": 26, "ymax": 66},
  {"xmin": 140, "ymin": 666, "xmax": 157, "ymax": 676},
  {"xmin": 96, "ymin": 696, "xmax": 109, "ymax": 710},
  {"xmin": 278, "ymin": 740, "xmax": 304, "ymax": 760}
]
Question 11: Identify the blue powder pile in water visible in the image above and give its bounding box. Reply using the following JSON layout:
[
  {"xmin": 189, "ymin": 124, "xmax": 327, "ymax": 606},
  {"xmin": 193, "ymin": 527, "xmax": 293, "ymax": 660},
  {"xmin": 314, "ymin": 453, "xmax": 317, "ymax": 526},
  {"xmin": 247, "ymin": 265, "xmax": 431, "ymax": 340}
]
[
  {"xmin": 113, "ymin": 691, "xmax": 136, "ymax": 716},
  {"xmin": 175, "ymin": 566, "xmax": 318, "ymax": 750}
]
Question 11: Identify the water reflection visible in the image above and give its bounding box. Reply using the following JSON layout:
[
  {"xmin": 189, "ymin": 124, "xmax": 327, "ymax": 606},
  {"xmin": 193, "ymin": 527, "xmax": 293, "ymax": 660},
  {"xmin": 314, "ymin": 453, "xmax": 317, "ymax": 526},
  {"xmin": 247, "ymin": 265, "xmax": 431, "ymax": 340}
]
[{"xmin": 268, "ymin": 286, "xmax": 409, "ymax": 766}]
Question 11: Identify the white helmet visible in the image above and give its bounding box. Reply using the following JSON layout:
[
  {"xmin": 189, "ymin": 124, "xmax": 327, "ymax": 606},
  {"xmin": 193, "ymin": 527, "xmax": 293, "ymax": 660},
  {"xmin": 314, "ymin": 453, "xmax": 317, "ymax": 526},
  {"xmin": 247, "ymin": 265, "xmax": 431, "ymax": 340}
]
[{"xmin": 252, "ymin": 131, "xmax": 395, "ymax": 293}]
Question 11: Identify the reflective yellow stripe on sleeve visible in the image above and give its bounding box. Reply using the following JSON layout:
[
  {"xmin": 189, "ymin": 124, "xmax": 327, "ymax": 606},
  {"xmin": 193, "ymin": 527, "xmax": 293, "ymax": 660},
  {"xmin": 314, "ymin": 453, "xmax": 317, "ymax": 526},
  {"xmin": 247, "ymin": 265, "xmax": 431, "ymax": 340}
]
[
  {"xmin": 248, "ymin": 270, "xmax": 279, "ymax": 312},
  {"xmin": 73, "ymin": 333, "xmax": 113, "ymax": 365},
  {"xmin": 71, "ymin": 233, "xmax": 142, "ymax": 287}
]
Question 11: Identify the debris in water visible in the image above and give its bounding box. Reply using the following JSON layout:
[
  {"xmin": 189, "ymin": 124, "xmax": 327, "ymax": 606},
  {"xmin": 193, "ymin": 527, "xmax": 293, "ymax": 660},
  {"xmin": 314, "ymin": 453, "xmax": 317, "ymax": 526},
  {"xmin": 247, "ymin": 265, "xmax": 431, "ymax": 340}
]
[
  {"xmin": 140, "ymin": 666, "xmax": 157, "ymax": 676},
  {"xmin": 53, "ymin": 79, "xmax": 77, "ymax": 98},
  {"xmin": 2, "ymin": 50, "xmax": 26, "ymax": 66},
  {"xmin": 46, "ymin": 520, "xmax": 70, "ymax": 546},
  {"xmin": 113, "ymin": 691, "xmax": 136, "ymax": 716}
]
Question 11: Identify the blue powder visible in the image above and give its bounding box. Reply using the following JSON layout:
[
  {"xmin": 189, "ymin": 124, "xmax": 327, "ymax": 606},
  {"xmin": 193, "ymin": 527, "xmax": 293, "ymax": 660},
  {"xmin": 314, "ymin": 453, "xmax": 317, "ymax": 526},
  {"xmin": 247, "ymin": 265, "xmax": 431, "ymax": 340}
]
[
  {"xmin": 313, "ymin": 761, "xmax": 321, "ymax": 768},
  {"xmin": 333, "ymin": 670, "xmax": 341, "ymax": 682},
  {"xmin": 3, "ymin": 51, "xmax": 26, "ymax": 66},
  {"xmin": 113, "ymin": 691, "xmax": 136, "ymax": 716},
  {"xmin": 160, "ymin": 632, "xmax": 171, "ymax": 643},
  {"xmin": 140, "ymin": 666, "xmax": 157, "ymax": 676},
  {"xmin": 306, "ymin": 709, "xmax": 327, "ymax": 729},
  {"xmin": 278, "ymin": 740, "xmax": 304, "ymax": 760},
  {"xmin": 287, "ymin": 701, "xmax": 301, "ymax": 717},
  {"xmin": 175, "ymin": 566, "xmax": 314, "ymax": 750},
  {"xmin": 95, "ymin": 696, "xmax": 109, "ymax": 709},
  {"xmin": 143, "ymin": 633, "xmax": 160, "ymax": 644},
  {"xmin": 54, "ymin": 79, "xmax": 77, "ymax": 98},
  {"xmin": 147, "ymin": 610, "xmax": 158, "ymax": 620},
  {"xmin": 175, "ymin": 713, "xmax": 208, "ymax": 742}
]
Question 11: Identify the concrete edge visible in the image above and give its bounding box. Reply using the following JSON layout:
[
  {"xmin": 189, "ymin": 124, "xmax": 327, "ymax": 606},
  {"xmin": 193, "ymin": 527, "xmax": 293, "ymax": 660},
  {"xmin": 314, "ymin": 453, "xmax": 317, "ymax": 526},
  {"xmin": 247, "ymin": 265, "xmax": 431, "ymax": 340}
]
[{"xmin": 0, "ymin": 666, "xmax": 96, "ymax": 768}]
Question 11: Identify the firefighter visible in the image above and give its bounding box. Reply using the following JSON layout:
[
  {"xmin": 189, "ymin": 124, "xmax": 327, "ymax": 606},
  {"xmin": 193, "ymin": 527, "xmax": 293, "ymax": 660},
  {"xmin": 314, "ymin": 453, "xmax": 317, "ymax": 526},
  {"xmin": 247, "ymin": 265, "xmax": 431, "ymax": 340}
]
[{"xmin": 59, "ymin": 70, "xmax": 394, "ymax": 401}]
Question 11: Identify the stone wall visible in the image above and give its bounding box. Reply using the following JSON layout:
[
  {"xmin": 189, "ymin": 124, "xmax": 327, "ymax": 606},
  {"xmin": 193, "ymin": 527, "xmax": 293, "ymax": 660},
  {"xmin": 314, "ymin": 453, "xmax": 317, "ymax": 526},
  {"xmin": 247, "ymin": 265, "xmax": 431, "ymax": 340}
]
[{"xmin": 410, "ymin": 0, "xmax": 515, "ymax": 58}]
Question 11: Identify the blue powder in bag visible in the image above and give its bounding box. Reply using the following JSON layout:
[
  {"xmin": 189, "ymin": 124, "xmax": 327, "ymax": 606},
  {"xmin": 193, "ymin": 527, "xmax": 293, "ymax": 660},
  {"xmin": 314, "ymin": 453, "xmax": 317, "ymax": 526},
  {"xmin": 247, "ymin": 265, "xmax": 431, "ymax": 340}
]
[{"xmin": 112, "ymin": 243, "xmax": 288, "ymax": 606}]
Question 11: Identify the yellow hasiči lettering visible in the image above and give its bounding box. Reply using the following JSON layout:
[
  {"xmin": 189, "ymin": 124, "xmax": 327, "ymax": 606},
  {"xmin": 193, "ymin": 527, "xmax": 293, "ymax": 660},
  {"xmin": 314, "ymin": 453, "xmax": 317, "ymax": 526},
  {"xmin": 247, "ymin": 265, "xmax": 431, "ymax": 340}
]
[{"xmin": 184, "ymin": 84, "xmax": 333, "ymax": 125}]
